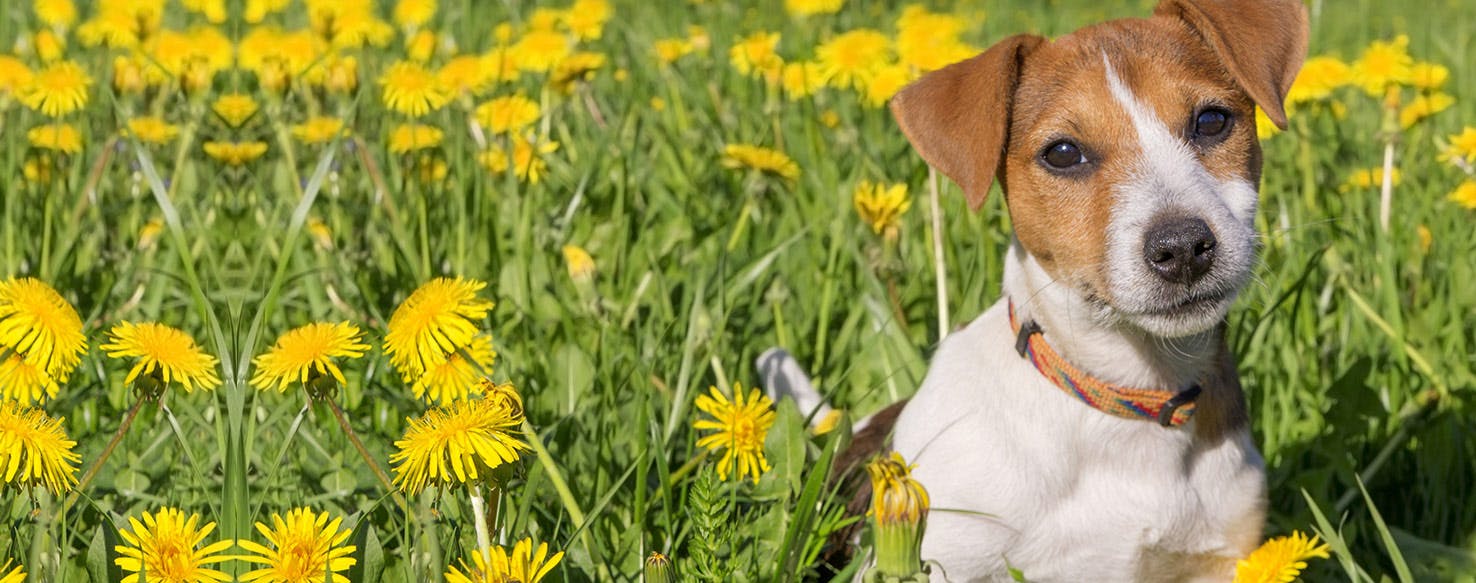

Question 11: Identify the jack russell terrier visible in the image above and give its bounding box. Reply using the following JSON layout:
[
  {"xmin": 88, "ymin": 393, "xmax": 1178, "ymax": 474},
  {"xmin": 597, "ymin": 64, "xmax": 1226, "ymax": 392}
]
[{"xmin": 760, "ymin": 0, "xmax": 1308, "ymax": 580}]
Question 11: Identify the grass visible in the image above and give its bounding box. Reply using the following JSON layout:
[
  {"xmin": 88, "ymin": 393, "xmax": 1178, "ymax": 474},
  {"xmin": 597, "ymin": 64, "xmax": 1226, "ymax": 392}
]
[{"xmin": 1, "ymin": 0, "xmax": 1475, "ymax": 581}]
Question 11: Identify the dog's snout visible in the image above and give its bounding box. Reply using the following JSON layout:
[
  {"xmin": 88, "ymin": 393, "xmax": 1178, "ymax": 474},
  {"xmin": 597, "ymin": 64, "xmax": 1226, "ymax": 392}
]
[{"xmin": 1142, "ymin": 217, "xmax": 1216, "ymax": 284}]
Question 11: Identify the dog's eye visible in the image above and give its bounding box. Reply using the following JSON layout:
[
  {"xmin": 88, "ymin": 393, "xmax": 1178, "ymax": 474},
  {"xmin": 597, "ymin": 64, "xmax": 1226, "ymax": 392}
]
[
  {"xmin": 1041, "ymin": 140, "xmax": 1086, "ymax": 170},
  {"xmin": 1194, "ymin": 108, "xmax": 1231, "ymax": 138}
]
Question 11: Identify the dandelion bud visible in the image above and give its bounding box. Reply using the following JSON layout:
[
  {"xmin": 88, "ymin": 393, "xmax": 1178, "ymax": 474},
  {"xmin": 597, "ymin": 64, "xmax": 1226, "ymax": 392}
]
[
  {"xmin": 867, "ymin": 451, "xmax": 929, "ymax": 579},
  {"xmin": 644, "ymin": 552, "xmax": 672, "ymax": 583},
  {"xmin": 562, "ymin": 245, "xmax": 596, "ymax": 284}
]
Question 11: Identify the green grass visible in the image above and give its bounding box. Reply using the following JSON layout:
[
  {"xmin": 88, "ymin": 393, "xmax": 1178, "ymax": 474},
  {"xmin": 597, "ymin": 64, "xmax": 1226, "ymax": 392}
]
[{"xmin": 2, "ymin": 0, "xmax": 1475, "ymax": 581}]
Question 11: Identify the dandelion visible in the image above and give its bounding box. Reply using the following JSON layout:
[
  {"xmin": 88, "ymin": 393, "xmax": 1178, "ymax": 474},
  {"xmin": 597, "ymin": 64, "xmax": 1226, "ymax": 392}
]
[
  {"xmin": 0, "ymin": 277, "xmax": 87, "ymax": 386},
  {"xmin": 1409, "ymin": 61, "xmax": 1449, "ymax": 91},
  {"xmin": 393, "ymin": 0, "xmax": 437, "ymax": 29},
  {"xmin": 480, "ymin": 135, "xmax": 559, "ymax": 184},
  {"xmin": 866, "ymin": 451, "xmax": 929, "ymax": 577},
  {"xmin": 896, "ymin": 6, "xmax": 976, "ymax": 72},
  {"xmin": 0, "ymin": 355, "xmax": 58, "ymax": 405},
  {"xmin": 238, "ymin": 507, "xmax": 357, "ymax": 583},
  {"xmin": 438, "ymin": 55, "xmax": 493, "ymax": 96},
  {"xmin": 527, "ymin": 8, "xmax": 566, "ymax": 32},
  {"xmin": 33, "ymin": 29, "xmax": 66, "ymax": 62},
  {"xmin": 250, "ymin": 322, "xmax": 370, "ymax": 394},
  {"xmin": 305, "ymin": 53, "xmax": 358, "ymax": 94},
  {"xmin": 114, "ymin": 507, "xmax": 234, "ymax": 583},
  {"xmin": 1449, "ymin": 180, "xmax": 1476, "ymax": 210},
  {"xmin": 388, "ymin": 123, "xmax": 444, "ymax": 154},
  {"xmin": 181, "ymin": 0, "xmax": 226, "ymax": 23},
  {"xmin": 1233, "ymin": 531, "xmax": 1330, "ymax": 583},
  {"xmin": 780, "ymin": 61, "xmax": 824, "ymax": 100},
  {"xmin": 405, "ymin": 29, "xmax": 438, "ymax": 62},
  {"xmin": 562, "ymin": 245, "xmax": 595, "ymax": 283},
  {"xmin": 26, "ymin": 123, "xmax": 81, "ymax": 153},
  {"xmin": 644, "ymin": 552, "xmax": 672, "ymax": 583},
  {"xmin": 291, "ymin": 117, "xmax": 348, "ymax": 145},
  {"xmin": 412, "ymin": 334, "xmax": 495, "ymax": 403},
  {"xmin": 23, "ymin": 154, "xmax": 57, "ymax": 186},
  {"xmin": 722, "ymin": 144, "xmax": 800, "ymax": 181},
  {"xmin": 1399, "ymin": 92, "xmax": 1453, "ymax": 128},
  {"xmin": 729, "ymin": 31, "xmax": 782, "ymax": 80},
  {"xmin": 204, "ymin": 141, "xmax": 270, "ymax": 167},
  {"xmin": 815, "ymin": 29, "xmax": 890, "ymax": 90},
  {"xmin": 693, "ymin": 383, "xmax": 776, "ymax": 483},
  {"xmin": 384, "ymin": 277, "xmax": 493, "ymax": 384},
  {"xmin": 0, "ymin": 401, "xmax": 80, "ymax": 494},
  {"xmin": 854, "ymin": 181, "xmax": 911, "ymax": 239},
  {"xmin": 474, "ymin": 95, "xmax": 541, "ymax": 134},
  {"xmin": 511, "ymin": 30, "xmax": 571, "ymax": 73},
  {"xmin": 125, "ymin": 116, "xmax": 180, "ymax": 145},
  {"xmin": 550, "ymin": 51, "xmax": 606, "ymax": 94},
  {"xmin": 1351, "ymin": 35, "xmax": 1412, "ymax": 95},
  {"xmin": 863, "ymin": 63, "xmax": 914, "ymax": 107},
  {"xmin": 564, "ymin": 0, "xmax": 611, "ymax": 41},
  {"xmin": 1341, "ymin": 167, "xmax": 1401, "ymax": 191},
  {"xmin": 1287, "ymin": 55, "xmax": 1351, "ymax": 104},
  {"xmin": 101, "ymin": 322, "xmax": 222, "ymax": 395},
  {"xmin": 654, "ymin": 38, "xmax": 693, "ymax": 66},
  {"xmin": 34, "ymin": 0, "xmax": 78, "ymax": 29},
  {"xmin": 213, "ymin": 94, "xmax": 259, "ymax": 128},
  {"xmin": 1416, "ymin": 224, "xmax": 1433, "ymax": 253},
  {"xmin": 0, "ymin": 56, "xmax": 33, "ymax": 95},
  {"xmin": 482, "ymin": 47, "xmax": 520, "ymax": 85},
  {"xmin": 445, "ymin": 538, "xmax": 565, "ymax": 583},
  {"xmin": 1442, "ymin": 127, "xmax": 1476, "ymax": 165},
  {"xmin": 785, "ymin": 0, "xmax": 844, "ymax": 17},
  {"xmin": 306, "ymin": 218, "xmax": 333, "ymax": 250},
  {"xmin": 0, "ymin": 560, "xmax": 22, "ymax": 583},
  {"xmin": 390, "ymin": 391, "xmax": 530, "ymax": 494},
  {"xmin": 380, "ymin": 60, "xmax": 449, "ymax": 117},
  {"xmin": 149, "ymin": 27, "xmax": 232, "ymax": 91},
  {"xmin": 19, "ymin": 60, "xmax": 90, "ymax": 117},
  {"xmin": 1255, "ymin": 108, "xmax": 1280, "ymax": 140}
]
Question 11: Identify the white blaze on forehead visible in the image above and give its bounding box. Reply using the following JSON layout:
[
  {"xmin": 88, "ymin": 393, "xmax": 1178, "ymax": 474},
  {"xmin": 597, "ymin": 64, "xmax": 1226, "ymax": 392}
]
[{"xmin": 1101, "ymin": 55, "xmax": 1202, "ymax": 197}]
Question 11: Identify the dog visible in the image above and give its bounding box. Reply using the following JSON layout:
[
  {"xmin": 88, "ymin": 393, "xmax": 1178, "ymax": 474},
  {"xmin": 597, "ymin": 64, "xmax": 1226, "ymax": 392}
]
[{"xmin": 761, "ymin": 0, "xmax": 1308, "ymax": 580}]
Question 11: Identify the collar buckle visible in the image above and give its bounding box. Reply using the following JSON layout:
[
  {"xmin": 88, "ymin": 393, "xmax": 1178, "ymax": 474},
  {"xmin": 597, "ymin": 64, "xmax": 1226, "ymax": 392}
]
[
  {"xmin": 1014, "ymin": 319, "xmax": 1042, "ymax": 357},
  {"xmin": 1157, "ymin": 385, "xmax": 1203, "ymax": 427}
]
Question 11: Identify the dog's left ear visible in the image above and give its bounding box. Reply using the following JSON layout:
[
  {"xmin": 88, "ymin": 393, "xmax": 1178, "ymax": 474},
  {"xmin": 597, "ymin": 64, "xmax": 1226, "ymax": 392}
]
[{"xmin": 1155, "ymin": 0, "xmax": 1308, "ymax": 130}]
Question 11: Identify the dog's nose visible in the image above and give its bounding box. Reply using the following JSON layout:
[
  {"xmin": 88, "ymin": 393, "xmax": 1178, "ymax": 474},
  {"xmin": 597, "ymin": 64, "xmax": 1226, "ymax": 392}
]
[{"xmin": 1142, "ymin": 217, "xmax": 1216, "ymax": 284}]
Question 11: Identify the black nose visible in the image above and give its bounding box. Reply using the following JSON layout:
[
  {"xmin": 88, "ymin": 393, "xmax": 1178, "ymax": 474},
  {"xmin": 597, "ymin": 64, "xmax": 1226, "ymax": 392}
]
[{"xmin": 1142, "ymin": 217, "xmax": 1216, "ymax": 284}]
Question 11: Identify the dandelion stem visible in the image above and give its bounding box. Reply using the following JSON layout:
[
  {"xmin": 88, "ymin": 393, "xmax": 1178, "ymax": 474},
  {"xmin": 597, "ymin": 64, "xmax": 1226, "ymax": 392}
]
[
  {"xmin": 470, "ymin": 484, "xmax": 495, "ymax": 575},
  {"xmin": 927, "ymin": 167, "xmax": 950, "ymax": 340},
  {"xmin": 326, "ymin": 399, "xmax": 408, "ymax": 512},
  {"xmin": 61, "ymin": 395, "xmax": 145, "ymax": 518}
]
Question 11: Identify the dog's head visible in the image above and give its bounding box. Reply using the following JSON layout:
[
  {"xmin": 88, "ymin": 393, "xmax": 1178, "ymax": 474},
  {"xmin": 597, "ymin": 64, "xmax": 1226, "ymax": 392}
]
[{"xmin": 891, "ymin": 0, "xmax": 1307, "ymax": 338}]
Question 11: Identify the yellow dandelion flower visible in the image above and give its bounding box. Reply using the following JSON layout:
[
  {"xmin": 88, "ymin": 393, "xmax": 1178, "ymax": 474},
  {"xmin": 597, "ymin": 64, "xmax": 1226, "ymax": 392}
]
[
  {"xmin": 34, "ymin": 0, "xmax": 78, "ymax": 28},
  {"xmin": 412, "ymin": 334, "xmax": 495, "ymax": 404},
  {"xmin": 148, "ymin": 27, "xmax": 233, "ymax": 91},
  {"xmin": 785, "ymin": 0, "xmax": 844, "ymax": 17},
  {"xmin": 238, "ymin": 27, "xmax": 322, "ymax": 89},
  {"xmin": 204, "ymin": 141, "xmax": 269, "ymax": 167},
  {"xmin": 863, "ymin": 63, "xmax": 914, "ymax": 107},
  {"xmin": 181, "ymin": 0, "xmax": 226, "ymax": 23},
  {"xmin": 1409, "ymin": 61, "xmax": 1449, "ymax": 91},
  {"xmin": 384, "ymin": 277, "xmax": 493, "ymax": 384},
  {"xmin": 687, "ymin": 24, "xmax": 711, "ymax": 52},
  {"xmin": 250, "ymin": 322, "xmax": 370, "ymax": 393},
  {"xmin": 23, "ymin": 154, "xmax": 58, "ymax": 185},
  {"xmin": 0, "ymin": 277, "xmax": 87, "ymax": 385},
  {"xmin": 33, "ymin": 29, "xmax": 66, "ymax": 62},
  {"xmin": 722, "ymin": 144, "xmax": 799, "ymax": 181},
  {"xmin": 0, "ymin": 402, "xmax": 80, "ymax": 494},
  {"xmin": 1352, "ymin": 35, "xmax": 1412, "ymax": 95},
  {"xmin": 1255, "ymin": 108, "xmax": 1281, "ymax": 140},
  {"xmin": 654, "ymin": 38, "xmax": 693, "ymax": 66},
  {"xmin": 480, "ymin": 135, "xmax": 559, "ymax": 184},
  {"xmin": 527, "ymin": 8, "xmax": 564, "ymax": 32},
  {"xmin": 816, "ymin": 29, "xmax": 890, "ymax": 90},
  {"xmin": 1400, "ymin": 92, "xmax": 1454, "ymax": 128},
  {"xmin": 20, "ymin": 60, "xmax": 90, "ymax": 117},
  {"xmin": 820, "ymin": 109, "xmax": 841, "ymax": 128},
  {"xmin": 306, "ymin": 218, "xmax": 333, "ymax": 250},
  {"xmin": 896, "ymin": 6, "xmax": 976, "ymax": 72},
  {"xmin": 26, "ymin": 123, "xmax": 81, "ymax": 153},
  {"xmin": 405, "ymin": 29, "xmax": 438, "ymax": 62},
  {"xmin": 0, "ymin": 355, "xmax": 59, "ymax": 405},
  {"xmin": 291, "ymin": 117, "xmax": 348, "ymax": 145},
  {"xmin": 1342, "ymin": 167, "xmax": 1401, "ymax": 191},
  {"xmin": 101, "ymin": 322, "xmax": 221, "ymax": 394},
  {"xmin": 781, "ymin": 61, "xmax": 824, "ymax": 100},
  {"xmin": 693, "ymin": 383, "xmax": 776, "ymax": 483},
  {"xmin": 380, "ymin": 60, "xmax": 450, "ymax": 117},
  {"xmin": 867, "ymin": 451, "xmax": 929, "ymax": 525},
  {"xmin": 475, "ymin": 95, "xmax": 541, "ymax": 134},
  {"xmin": 1233, "ymin": 531, "xmax": 1330, "ymax": 583},
  {"xmin": 1416, "ymin": 224, "xmax": 1432, "ymax": 254},
  {"xmin": 1442, "ymin": 127, "xmax": 1476, "ymax": 165},
  {"xmin": 388, "ymin": 123, "xmax": 444, "ymax": 154},
  {"xmin": 446, "ymin": 538, "xmax": 565, "ymax": 583},
  {"xmin": 393, "ymin": 0, "xmax": 437, "ymax": 29},
  {"xmin": 125, "ymin": 116, "xmax": 180, "ymax": 145},
  {"xmin": 114, "ymin": 506, "xmax": 234, "ymax": 583},
  {"xmin": 729, "ymin": 31, "xmax": 782, "ymax": 79},
  {"xmin": 78, "ymin": 1, "xmax": 163, "ymax": 49},
  {"xmin": 853, "ymin": 181, "xmax": 911, "ymax": 239},
  {"xmin": 483, "ymin": 47, "xmax": 520, "ymax": 85},
  {"xmin": 238, "ymin": 507, "xmax": 357, "ymax": 583},
  {"xmin": 1288, "ymin": 55, "xmax": 1352, "ymax": 104},
  {"xmin": 564, "ymin": 0, "xmax": 611, "ymax": 41},
  {"xmin": 0, "ymin": 56, "xmax": 33, "ymax": 95},
  {"xmin": 438, "ymin": 55, "xmax": 493, "ymax": 96},
  {"xmin": 213, "ymin": 94, "xmax": 259, "ymax": 128},
  {"xmin": 1449, "ymin": 180, "xmax": 1476, "ymax": 210},
  {"xmin": 0, "ymin": 560, "xmax": 22, "ymax": 583},
  {"xmin": 390, "ymin": 390, "xmax": 530, "ymax": 494},
  {"xmin": 304, "ymin": 53, "xmax": 358, "ymax": 94},
  {"xmin": 562, "ymin": 245, "xmax": 595, "ymax": 283},
  {"xmin": 549, "ymin": 51, "xmax": 606, "ymax": 94},
  {"xmin": 512, "ymin": 30, "xmax": 571, "ymax": 73},
  {"xmin": 311, "ymin": 0, "xmax": 394, "ymax": 49},
  {"xmin": 138, "ymin": 218, "xmax": 165, "ymax": 250},
  {"xmin": 245, "ymin": 0, "xmax": 291, "ymax": 23}
]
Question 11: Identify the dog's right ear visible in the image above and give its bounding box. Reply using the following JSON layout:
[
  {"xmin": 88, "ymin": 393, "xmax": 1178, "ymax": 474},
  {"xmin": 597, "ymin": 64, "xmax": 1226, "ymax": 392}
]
[{"xmin": 889, "ymin": 34, "xmax": 1044, "ymax": 211}]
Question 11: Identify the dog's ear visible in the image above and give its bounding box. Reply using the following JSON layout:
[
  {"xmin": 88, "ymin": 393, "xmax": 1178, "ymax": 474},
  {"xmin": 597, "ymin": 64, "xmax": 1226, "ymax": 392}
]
[
  {"xmin": 1155, "ymin": 0, "xmax": 1309, "ymax": 130},
  {"xmin": 889, "ymin": 34, "xmax": 1044, "ymax": 211}
]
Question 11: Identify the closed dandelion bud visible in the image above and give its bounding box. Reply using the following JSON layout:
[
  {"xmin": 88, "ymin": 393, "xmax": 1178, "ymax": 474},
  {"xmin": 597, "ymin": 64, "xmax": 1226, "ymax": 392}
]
[
  {"xmin": 644, "ymin": 552, "xmax": 672, "ymax": 583},
  {"xmin": 867, "ymin": 451, "xmax": 928, "ymax": 579},
  {"xmin": 562, "ymin": 245, "xmax": 595, "ymax": 284}
]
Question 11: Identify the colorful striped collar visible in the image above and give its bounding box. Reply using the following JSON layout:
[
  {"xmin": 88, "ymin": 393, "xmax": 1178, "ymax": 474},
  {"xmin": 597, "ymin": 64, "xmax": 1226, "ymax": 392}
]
[{"xmin": 1007, "ymin": 300, "xmax": 1201, "ymax": 427}]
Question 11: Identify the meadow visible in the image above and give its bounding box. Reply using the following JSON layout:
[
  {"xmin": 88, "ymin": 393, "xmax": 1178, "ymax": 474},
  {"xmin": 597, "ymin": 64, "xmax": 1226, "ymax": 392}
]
[{"xmin": 0, "ymin": 0, "xmax": 1474, "ymax": 581}]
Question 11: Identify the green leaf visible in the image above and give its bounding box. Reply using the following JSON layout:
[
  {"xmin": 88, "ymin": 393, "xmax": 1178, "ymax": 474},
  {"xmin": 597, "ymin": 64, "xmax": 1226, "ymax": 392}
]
[
  {"xmin": 552, "ymin": 342, "xmax": 595, "ymax": 414},
  {"xmin": 345, "ymin": 519, "xmax": 385, "ymax": 583},
  {"xmin": 87, "ymin": 521, "xmax": 125, "ymax": 583}
]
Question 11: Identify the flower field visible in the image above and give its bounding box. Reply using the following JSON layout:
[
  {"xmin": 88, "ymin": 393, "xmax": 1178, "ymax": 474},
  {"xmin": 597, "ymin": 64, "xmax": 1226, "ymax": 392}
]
[{"xmin": 0, "ymin": 0, "xmax": 1474, "ymax": 581}]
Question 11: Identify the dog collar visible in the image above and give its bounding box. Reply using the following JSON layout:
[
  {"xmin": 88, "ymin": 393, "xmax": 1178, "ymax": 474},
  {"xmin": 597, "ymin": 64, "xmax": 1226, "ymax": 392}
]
[{"xmin": 1007, "ymin": 300, "xmax": 1200, "ymax": 427}]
